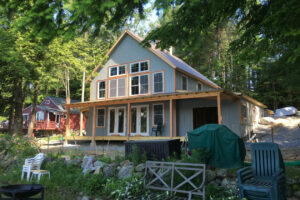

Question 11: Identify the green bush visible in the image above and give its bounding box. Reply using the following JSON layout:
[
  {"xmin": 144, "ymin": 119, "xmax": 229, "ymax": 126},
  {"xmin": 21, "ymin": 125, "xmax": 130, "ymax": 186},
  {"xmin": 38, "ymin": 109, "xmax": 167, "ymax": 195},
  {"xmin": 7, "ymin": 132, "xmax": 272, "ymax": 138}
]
[
  {"xmin": 126, "ymin": 145, "xmax": 147, "ymax": 165},
  {"xmin": 182, "ymin": 148, "xmax": 211, "ymax": 164}
]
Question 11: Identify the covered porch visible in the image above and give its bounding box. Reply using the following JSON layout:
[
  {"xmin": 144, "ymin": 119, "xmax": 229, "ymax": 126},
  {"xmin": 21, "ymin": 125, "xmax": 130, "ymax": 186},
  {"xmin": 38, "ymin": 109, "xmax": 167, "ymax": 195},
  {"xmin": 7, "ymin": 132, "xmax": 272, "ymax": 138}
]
[{"xmin": 64, "ymin": 89, "xmax": 239, "ymax": 143}]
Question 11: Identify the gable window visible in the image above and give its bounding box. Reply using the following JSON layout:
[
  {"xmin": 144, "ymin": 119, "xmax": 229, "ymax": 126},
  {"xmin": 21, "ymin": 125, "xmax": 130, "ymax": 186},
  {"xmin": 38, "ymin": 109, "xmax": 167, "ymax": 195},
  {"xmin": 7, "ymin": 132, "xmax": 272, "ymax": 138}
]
[
  {"xmin": 45, "ymin": 100, "xmax": 50, "ymax": 104},
  {"xmin": 153, "ymin": 72, "xmax": 164, "ymax": 93},
  {"xmin": 109, "ymin": 65, "xmax": 126, "ymax": 77},
  {"xmin": 97, "ymin": 108, "xmax": 105, "ymax": 127},
  {"xmin": 130, "ymin": 60, "xmax": 149, "ymax": 74},
  {"xmin": 153, "ymin": 104, "xmax": 164, "ymax": 126},
  {"xmin": 197, "ymin": 82, "xmax": 202, "ymax": 92},
  {"xmin": 182, "ymin": 75, "xmax": 188, "ymax": 90},
  {"xmin": 109, "ymin": 78, "xmax": 126, "ymax": 98},
  {"xmin": 130, "ymin": 75, "xmax": 149, "ymax": 95},
  {"xmin": 98, "ymin": 80, "xmax": 106, "ymax": 99}
]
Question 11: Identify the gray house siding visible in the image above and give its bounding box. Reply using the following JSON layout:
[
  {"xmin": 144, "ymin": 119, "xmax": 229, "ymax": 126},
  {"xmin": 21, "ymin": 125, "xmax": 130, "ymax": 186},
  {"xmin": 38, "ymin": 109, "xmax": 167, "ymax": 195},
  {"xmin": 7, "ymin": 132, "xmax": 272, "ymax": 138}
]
[
  {"xmin": 175, "ymin": 71, "xmax": 216, "ymax": 92},
  {"xmin": 90, "ymin": 35, "xmax": 176, "ymax": 101}
]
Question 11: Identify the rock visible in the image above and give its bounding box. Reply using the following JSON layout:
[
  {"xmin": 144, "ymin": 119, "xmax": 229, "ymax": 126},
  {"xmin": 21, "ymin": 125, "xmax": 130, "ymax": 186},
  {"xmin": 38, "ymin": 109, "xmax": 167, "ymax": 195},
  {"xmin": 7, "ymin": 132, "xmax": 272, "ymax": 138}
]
[
  {"xmin": 94, "ymin": 161, "xmax": 104, "ymax": 168},
  {"xmin": 94, "ymin": 166, "xmax": 103, "ymax": 174},
  {"xmin": 81, "ymin": 155, "xmax": 93, "ymax": 169},
  {"xmin": 82, "ymin": 156, "xmax": 95, "ymax": 174},
  {"xmin": 103, "ymin": 165, "xmax": 116, "ymax": 178},
  {"xmin": 121, "ymin": 160, "xmax": 131, "ymax": 166},
  {"xmin": 206, "ymin": 170, "xmax": 217, "ymax": 182},
  {"xmin": 221, "ymin": 178, "xmax": 230, "ymax": 187},
  {"xmin": 295, "ymin": 191, "xmax": 300, "ymax": 198},
  {"xmin": 135, "ymin": 163, "xmax": 145, "ymax": 172},
  {"xmin": 81, "ymin": 196, "xmax": 89, "ymax": 200},
  {"xmin": 216, "ymin": 169, "xmax": 227, "ymax": 178},
  {"xmin": 118, "ymin": 165, "xmax": 134, "ymax": 179}
]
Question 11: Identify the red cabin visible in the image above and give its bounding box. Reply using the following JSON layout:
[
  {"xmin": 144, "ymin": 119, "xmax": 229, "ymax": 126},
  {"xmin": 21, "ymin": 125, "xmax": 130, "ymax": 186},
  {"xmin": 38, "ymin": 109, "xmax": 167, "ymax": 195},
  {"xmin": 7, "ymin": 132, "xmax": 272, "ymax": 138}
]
[{"xmin": 22, "ymin": 96, "xmax": 86, "ymax": 134}]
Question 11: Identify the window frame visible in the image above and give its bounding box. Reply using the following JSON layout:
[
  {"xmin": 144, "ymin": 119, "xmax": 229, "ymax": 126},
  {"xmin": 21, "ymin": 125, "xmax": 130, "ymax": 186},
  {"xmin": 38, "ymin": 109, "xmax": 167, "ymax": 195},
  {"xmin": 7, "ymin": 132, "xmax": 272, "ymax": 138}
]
[
  {"xmin": 152, "ymin": 71, "xmax": 165, "ymax": 94},
  {"xmin": 45, "ymin": 100, "xmax": 50, "ymax": 105},
  {"xmin": 109, "ymin": 65, "xmax": 127, "ymax": 77},
  {"xmin": 109, "ymin": 77, "xmax": 127, "ymax": 98},
  {"xmin": 197, "ymin": 82, "xmax": 203, "ymax": 92},
  {"xmin": 130, "ymin": 74, "xmax": 150, "ymax": 96},
  {"xmin": 152, "ymin": 103, "xmax": 164, "ymax": 127},
  {"xmin": 96, "ymin": 108, "xmax": 106, "ymax": 128},
  {"xmin": 130, "ymin": 60, "xmax": 150, "ymax": 74},
  {"xmin": 36, "ymin": 111, "xmax": 44, "ymax": 121},
  {"xmin": 181, "ymin": 75, "xmax": 188, "ymax": 90},
  {"xmin": 97, "ymin": 80, "xmax": 106, "ymax": 99}
]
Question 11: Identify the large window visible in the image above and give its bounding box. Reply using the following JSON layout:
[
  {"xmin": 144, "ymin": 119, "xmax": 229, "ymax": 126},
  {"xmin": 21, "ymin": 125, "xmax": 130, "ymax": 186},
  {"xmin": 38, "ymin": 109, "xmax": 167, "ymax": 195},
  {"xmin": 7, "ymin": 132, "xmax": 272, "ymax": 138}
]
[
  {"xmin": 36, "ymin": 111, "xmax": 44, "ymax": 121},
  {"xmin": 153, "ymin": 72, "xmax": 164, "ymax": 93},
  {"xmin": 130, "ymin": 60, "xmax": 149, "ymax": 74},
  {"xmin": 130, "ymin": 74, "xmax": 149, "ymax": 95},
  {"xmin": 109, "ymin": 78, "xmax": 126, "ymax": 98},
  {"xmin": 98, "ymin": 80, "xmax": 106, "ymax": 99},
  {"xmin": 97, "ymin": 108, "xmax": 105, "ymax": 127},
  {"xmin": 153, "ymin": 104, "xmax": 164, "ymax": 126},
  {"xmin": 109, "ymin": 65, "xmax": 126, "ymax": 77},
  {"xmin": 182, "ymin": 75, "xmax": 188, "ymax": 90},
  {"xmin": 197, "ymin": 82, "xmax": 202, "ymax": 92}
]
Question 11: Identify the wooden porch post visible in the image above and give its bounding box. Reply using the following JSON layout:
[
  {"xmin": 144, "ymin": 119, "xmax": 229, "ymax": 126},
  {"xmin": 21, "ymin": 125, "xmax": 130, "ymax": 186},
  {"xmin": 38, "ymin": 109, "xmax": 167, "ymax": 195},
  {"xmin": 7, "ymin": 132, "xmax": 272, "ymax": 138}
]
[
  {"xmin": 91, "ymin": 106, "xmax": 96, "ymax": 145},
  {"xmin": 65, "ymin": 105, "xmax": 70, "ymax": 143},
  {"xmin": 170, "ymin": 99, "xmax": 173, "ymax": 138},
  {"xmin": 127, "ymin": 103, "xmax": 131, "ymax": 141},
  {"xmin": 217, "ymin": 93, "xmax": 223, "ymax": 124},
  {"xmin": 174, "ymin": 100, "xmax": 177, "ymax": 137}
]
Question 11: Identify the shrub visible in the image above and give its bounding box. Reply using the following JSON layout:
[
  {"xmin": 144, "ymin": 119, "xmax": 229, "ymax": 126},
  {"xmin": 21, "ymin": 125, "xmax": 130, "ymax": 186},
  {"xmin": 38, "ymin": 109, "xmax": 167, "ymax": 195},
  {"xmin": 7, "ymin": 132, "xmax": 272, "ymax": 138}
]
[
  {"xmin": 126, "ymin": 145, "xmax": 147, "ymax": 165},
  {"xmin": 182, "ymin": 148, "xmax": 211, "ymax": 164}
]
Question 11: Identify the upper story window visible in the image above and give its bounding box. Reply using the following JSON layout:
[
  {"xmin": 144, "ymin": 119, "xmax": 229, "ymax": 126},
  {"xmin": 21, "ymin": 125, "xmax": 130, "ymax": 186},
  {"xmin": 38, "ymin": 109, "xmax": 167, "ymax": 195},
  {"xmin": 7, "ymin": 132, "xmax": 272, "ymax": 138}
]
[
  {"xmin": 182, "ymin": 75, "xmax": 188, "ymax": 90},
  {"xmin": 197, "ymin": 82, "xmax": 202, "ymax": 91},
  {"xmin": 98, "ymin": 80, "xmax": 106, "ymax": 99},
  {"xmin": 153, "ymin": 71, "xmax": 164, "ymax": 93},
  {"xmin": 130, "ymin": 60, "xmax": 149, "ymax": 74},
  {"xmin": 109, "ymin": 65, "xmax": 126, "ymax": 77},
  {"xmin": 45, "ymin": 100, "xmax": 50, "ymax": 104},
  {"xmin": 131, "ymin": 74, "xmax": 149, "ymax": 95},
  {"xmin": 109, "ymin": 78, "xmax": 126, "ymax": 98}
]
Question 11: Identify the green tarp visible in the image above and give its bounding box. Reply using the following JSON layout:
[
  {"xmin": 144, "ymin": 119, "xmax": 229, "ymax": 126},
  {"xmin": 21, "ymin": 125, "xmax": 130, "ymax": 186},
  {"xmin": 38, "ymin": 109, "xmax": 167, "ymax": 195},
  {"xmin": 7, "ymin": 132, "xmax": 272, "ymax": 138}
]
[{"xmin": 188, "ymin": 124, "xmax": 246, "ymax": 168}]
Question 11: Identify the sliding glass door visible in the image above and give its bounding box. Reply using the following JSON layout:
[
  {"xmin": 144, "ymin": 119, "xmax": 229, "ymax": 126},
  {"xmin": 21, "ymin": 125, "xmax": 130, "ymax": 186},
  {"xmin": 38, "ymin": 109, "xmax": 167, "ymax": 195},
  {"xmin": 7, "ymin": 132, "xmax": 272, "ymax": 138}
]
[
  {"xmin": 108, "ymin": 107, "xmax": 126, "ymax": 136},
  {"xmin": 130, "ymin": 105, "xmax": 149, "ymax": 136}
]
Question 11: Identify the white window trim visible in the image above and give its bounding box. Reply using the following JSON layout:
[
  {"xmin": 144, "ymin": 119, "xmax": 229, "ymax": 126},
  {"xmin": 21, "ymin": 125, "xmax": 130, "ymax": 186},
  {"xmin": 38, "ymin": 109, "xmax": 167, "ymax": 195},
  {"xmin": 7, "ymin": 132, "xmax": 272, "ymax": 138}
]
[
  {"xmin": 181, "ymin": 75, "xmax": 188, "ymax": 90},
  {"xmin": 107, "ymin": 106, "xmax": 126, "ymax": 136},
  {"xmin": 109, "ymin": 78, "xmax": 126, "ymax": 98},
  {"xmin": 96, "ymin": 108, "xmax": 106, "ymax": 128},
  {"xmin": 98, "ymin": 80, "xmax": 106, "ymax": 99},
  {"xmin": 130, "ymin": 74, "xmax": 149, "ymax": 96},
  {"xmin": 153, "ymin": 71, "xmax": 164, "ymax": 94},
  {"xmin": 197, "ymin": 82, "xmax": 203, "ymax": 92},
  {"xmin": 36, "ymin": 111, "xmax": 44, "ymax": 121},
  {"xmin": 45, "ymin": 100, "xmax": 50, "ymax": 104},
  {"xmin": 130, "ymin": 105, "xmax": 149, "ymax": 136},
  {"xmin": 109, "ymin": 65, "xmax": 126, "ymax": 77},
  {"xmin": 152, "ymin": 103, "xmax": 164, "ymax": 127},
  {"xmin": 130, "ymin": 60, "xmax": 149, "ymax": 74}
]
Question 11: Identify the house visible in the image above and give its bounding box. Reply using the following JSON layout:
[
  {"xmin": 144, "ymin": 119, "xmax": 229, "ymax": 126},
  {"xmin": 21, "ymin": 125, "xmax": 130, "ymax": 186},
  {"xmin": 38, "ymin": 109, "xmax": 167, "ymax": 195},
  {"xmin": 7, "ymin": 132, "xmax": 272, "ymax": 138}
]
[
  {"xmin": 23, "ymin": 96, "xmax": 86, "ymax": 134},
  {"xmin": 65, "ymin": 30, "xmax": 267, "ymax": 143}
]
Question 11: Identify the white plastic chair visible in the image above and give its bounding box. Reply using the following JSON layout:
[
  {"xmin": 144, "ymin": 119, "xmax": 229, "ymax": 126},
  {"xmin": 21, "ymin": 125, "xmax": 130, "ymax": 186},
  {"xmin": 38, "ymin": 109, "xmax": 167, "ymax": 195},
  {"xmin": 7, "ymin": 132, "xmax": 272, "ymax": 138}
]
[{"xmin": 21, "ymin": 153, "xmax": 45, "ymax": 181}]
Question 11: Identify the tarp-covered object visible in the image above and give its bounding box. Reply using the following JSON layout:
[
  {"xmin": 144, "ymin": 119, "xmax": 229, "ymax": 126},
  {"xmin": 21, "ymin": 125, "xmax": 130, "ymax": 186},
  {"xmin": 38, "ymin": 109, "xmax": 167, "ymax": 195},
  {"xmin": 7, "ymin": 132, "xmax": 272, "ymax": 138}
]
[
  {"xmin": 188, "ymin": 124, "xmax": 246, "ymax": 168},
  {"xmin": 274, "ymin": 106, "xmax": 298, "ymax": 117}
]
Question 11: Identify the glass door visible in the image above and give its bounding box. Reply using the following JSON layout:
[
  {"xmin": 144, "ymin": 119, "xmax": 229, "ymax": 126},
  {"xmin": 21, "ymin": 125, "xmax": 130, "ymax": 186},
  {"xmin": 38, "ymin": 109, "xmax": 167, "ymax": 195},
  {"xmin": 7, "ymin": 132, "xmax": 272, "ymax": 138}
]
[
  {"xmin": 108, "ymin": 107, "xmax": 126, "ymax": 136},
  {"xmin": 130, "ymin": 105, "xmax": 149, "ymax": 136}
]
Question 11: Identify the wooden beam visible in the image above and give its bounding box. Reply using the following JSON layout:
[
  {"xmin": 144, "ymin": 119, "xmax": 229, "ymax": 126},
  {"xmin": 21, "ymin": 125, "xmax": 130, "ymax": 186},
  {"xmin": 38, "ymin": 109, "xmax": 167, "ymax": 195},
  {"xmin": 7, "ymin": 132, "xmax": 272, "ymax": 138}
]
[
  {"xmin": 67, "ymin": 135, "xmax": 185, "ymax": 142},
  {"xmin": 238, "ymin": 99, "xmax": 242, "ymax": 124},
  {"xmin": 65, "ymin": 104, "xmax": 70, "ymax": 143},
  {"xmin": 127, "ymin": 103, "xmax": 131, "ymax": 141},
  {"xmin": 217, "ymin": 93, "xmax": 222, "ymax": 124},
  {"xmin": 170, "ymin": 99, "xmax": 173, "ymax": 138},
  {"xmin": 91, "ymin": 106, "xmax": 96, "ymax": 145},
  {"xmin": 174, "ymin": 100, "xmax": 177, "ymax": 137}
]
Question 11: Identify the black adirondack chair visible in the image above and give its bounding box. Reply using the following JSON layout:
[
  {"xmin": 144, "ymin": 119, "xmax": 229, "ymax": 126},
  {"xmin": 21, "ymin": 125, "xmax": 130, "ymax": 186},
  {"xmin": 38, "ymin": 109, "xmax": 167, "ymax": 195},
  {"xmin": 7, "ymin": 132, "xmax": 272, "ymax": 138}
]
[
  {"xmin": 152, "ymin": 123, "xmax": 162, "ymax": 136},
  {"xmin": 237, "ymin": 142, "xmax": 286, "ymax": 200}
]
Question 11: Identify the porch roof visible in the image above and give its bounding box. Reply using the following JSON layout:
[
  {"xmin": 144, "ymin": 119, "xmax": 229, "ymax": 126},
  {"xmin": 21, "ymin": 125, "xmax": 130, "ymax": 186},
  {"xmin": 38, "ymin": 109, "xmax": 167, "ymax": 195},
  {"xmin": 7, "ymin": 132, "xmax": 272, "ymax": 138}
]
[{"xmin": 65, "ymin": 90, "xmax": 266, "ymax": 109}]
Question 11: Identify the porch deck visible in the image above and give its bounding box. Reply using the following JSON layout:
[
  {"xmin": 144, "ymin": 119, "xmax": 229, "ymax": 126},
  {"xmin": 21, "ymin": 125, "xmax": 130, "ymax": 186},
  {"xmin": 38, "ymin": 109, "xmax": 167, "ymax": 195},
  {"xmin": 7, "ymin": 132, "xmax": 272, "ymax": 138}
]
[{"xmin": 67, "ymin": 136, "xmax": 185, "ymax": 142}]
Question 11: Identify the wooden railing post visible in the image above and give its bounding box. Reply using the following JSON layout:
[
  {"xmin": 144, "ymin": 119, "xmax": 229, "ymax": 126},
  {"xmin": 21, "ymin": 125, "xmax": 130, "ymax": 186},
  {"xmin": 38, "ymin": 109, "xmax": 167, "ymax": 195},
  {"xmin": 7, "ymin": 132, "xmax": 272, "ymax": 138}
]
[
  {"xmin": 217, "ymin": 93, "xmax": 223, "ymax": 124},
  {"xmin": 170, "ymin": 99, "xmax": 173, "ymax": 138},
  {"xmin": 91, "ymin": 106, "xmax": 96, "ymax": 146},
  {"xmin": 127, "ymin": 103, "xmax": 131, "ymax": 141}
]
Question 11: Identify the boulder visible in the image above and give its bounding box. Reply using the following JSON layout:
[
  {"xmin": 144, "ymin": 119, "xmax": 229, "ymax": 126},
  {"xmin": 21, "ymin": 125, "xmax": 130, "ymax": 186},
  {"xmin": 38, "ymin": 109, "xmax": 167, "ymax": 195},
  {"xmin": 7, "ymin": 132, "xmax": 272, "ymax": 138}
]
[
  {"xmin": 206, "ymin": 170, "xmax": 217, "ymax": 182},
  {"xmin": 221, "ymin": 178, "xmax": 230, "ymax": 187},
  {"xmin": 118, "ymin": 165, "xmax": 134, "ymax": 180},
  {"xmin": 103, "ymin": 165, "xmax": 116, "ymax": 178},
  {"xmin": 94, "ymin": 166, "xmax": 103, "ymax": 175},
  {"xmin": 94, "ymin": 161, "xmax": 104, "ymax": 168},
  {"xmin": 135, "ymin": 163, "xmax": 145, "ymax": 172},
  {"xmin": 82, "ymin": 156, "xmax": 94, "ymax": 174},
  {"xmin": 216, "ymin": 169, "xmax": 227, "ymax": 178}
]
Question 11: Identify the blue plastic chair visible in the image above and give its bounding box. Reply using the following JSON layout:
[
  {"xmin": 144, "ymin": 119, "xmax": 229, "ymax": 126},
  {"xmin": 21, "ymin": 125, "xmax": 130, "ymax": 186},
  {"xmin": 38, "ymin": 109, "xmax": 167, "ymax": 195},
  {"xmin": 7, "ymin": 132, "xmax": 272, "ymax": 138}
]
[{"xmin": 237, "ymin": 143, "xmax": 286, "ymax": 200}]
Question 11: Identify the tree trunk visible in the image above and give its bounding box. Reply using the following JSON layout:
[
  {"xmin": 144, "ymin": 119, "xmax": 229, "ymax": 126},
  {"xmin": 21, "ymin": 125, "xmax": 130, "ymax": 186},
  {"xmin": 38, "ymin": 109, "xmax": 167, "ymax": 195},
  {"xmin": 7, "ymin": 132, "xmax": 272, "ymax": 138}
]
[
  {"xmin": 56, "ymin": 88, "xmax": 60, "ymax": 96},
  {"xmin": 13, "ymin": 79, "xmax": 23, "ymax": 135},
  {"xmin": 65, "ymin": 68, "xmax": 71, "ymax": 142},
  {"xmin": 27, "ymin": 82, "xmax": 39, "ymax": 137},
  {"xmin": 8, "ymin": 103, "xmax": 15, "ymax": 135}
]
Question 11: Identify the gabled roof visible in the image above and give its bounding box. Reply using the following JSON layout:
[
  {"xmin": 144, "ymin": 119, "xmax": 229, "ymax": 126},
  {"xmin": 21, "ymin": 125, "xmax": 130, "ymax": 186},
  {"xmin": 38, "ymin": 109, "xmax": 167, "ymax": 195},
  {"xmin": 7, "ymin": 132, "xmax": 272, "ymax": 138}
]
[
  {"xmin": 86, "ymin": 30, "xmax": 220, "ymax": 89},
  {"xmin": 47, "ymin": 96, "xmax": 80, "ymax": 114}
]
